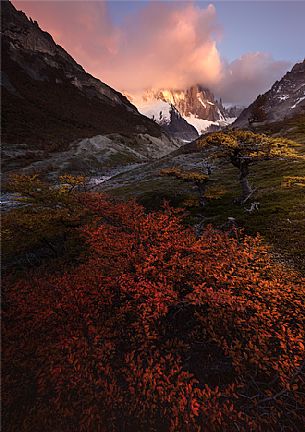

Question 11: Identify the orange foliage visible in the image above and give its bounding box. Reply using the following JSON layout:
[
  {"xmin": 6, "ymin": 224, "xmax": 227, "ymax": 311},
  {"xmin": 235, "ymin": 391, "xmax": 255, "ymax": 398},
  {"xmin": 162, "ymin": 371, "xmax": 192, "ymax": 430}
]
[{"xmin": 3, "ymin": 193, "xmax": 305, "ymax": 431}]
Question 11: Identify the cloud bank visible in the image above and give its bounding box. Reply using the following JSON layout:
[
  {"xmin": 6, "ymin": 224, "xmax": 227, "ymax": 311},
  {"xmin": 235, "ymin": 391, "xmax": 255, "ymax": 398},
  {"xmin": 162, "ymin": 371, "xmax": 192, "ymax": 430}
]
[
  {"xmin": 214, "ymin": 53, "xmax": 291, "ymax": 105},
  {"xmin": 14, "ymin": 0, "xmax": 291, "ymax": 105}
]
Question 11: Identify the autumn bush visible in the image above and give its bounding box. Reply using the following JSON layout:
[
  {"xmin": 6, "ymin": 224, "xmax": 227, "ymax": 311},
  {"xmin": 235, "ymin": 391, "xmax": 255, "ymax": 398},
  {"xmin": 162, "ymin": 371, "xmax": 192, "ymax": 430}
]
[
  {"xmin": 2, "ymin": 174, "xmax": 92, "ymax": 267},
  {"xmin": 2, "ymin": 193, "xmax": 305, "ymax": 431},
  {"xmin": 160, "ymin": 167, "xmax": 210, "ymax": 208}
]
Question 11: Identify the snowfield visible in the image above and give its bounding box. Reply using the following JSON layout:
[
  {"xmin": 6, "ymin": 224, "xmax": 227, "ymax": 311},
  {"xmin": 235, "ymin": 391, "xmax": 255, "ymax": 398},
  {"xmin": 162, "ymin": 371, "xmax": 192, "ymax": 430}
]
[
  {"xmin": 136, "ymin": 99, "xmax": 172, "ymax": 124},
  {"xmin": 183, "ymin": 114, "xmax": 236, "ymax": 135},
  {"xmin": 291, "ymin": 95, "xmax": 305, "ymax": 109},
  {"xmin": 135, "ymin": 98, "xmax": 236, "ymax": 135}
]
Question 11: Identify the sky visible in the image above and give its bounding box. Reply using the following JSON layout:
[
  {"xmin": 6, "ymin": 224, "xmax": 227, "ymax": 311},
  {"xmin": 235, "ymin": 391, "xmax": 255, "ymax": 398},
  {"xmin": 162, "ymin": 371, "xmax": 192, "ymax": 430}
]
[{"xmin": 13, "ymin": 0, "xmax": 305, "ymax": 105}]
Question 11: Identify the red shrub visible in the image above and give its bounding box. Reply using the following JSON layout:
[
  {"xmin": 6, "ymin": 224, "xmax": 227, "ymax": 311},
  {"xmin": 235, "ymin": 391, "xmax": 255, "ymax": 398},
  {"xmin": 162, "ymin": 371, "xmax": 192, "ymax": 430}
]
[{"xmin": 3, "ymin": 194, "xmax": 305, "ymax": 431}]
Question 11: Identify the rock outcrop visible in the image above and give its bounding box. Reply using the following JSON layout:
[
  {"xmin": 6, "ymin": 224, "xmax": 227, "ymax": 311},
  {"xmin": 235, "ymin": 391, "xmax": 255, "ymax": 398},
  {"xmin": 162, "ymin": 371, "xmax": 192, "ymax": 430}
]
[{"xmin": 234, "ymin": 59, "xmax": 305, "ymax": 128}]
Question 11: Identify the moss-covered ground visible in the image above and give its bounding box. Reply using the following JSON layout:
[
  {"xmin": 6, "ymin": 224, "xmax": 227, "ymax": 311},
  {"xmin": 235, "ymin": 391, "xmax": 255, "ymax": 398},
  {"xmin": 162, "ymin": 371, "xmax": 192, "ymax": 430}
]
[{"xmin": 105, "ymin": 123, "xmax": 305, "ymax": 272}]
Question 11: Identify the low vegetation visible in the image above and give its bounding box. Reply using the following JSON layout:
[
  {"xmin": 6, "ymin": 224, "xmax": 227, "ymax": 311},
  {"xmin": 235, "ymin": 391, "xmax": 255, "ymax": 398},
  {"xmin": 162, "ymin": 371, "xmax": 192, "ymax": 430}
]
[
  {"xmin": 160, "ymin": 167, "xmax": 210, "ymax": 208},
  {"xmin": 2, "ymin": 174, "xmax": 90, "ymax": 268},
  {"xmin": 103, "ymin": 129, "xmax": 305, "ymax": 271},
  {"xmin": 3, "ymin": 192, "xmax": 305, "ymax": 431},
  {"xmin": 254, "ymin": 114, "xmax": 305, "ymax": 143},
  {"xmin": 2, "ymin": 127, "xmax": 305, "ymax": 431}
]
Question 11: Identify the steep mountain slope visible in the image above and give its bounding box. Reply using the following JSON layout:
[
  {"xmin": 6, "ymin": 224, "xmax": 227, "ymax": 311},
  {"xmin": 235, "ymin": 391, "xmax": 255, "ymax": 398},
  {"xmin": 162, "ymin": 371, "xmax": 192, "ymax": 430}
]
[
  {"xmin": 223, "ymin": 104, "xmax": 245, "ymax": 119},
  {"xmin": 1, "ymin": 1, "xmax": 177, "ymax": 173},
  {"xmin": 234, "ymin": 59, "xmax": 305, "ymax": 128},
  {"xmin": 161, "ymin": 106, "xmax": 199, "ymax": 141},
  {"xmin": 125, "ymin": 94, "xmax": 199, "ymax": 142},
  {"xmin": 157, "ymin": 86, "xmax": 226, "ymax": 122},
  {"xmin": 129, "ymin": 86, "xmax": 236, "ymax": 136}
]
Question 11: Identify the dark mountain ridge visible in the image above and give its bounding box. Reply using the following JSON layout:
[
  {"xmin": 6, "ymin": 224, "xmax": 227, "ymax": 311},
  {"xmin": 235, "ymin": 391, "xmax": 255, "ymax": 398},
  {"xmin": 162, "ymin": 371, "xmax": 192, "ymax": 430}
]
[
  {"xmin": 157, "ymin": 105, "xmax": 199, "ymax": 142},
  {"xmin": 234, "ymin": 59, "xmax": 305, "ymax": 128},
  {"xmin": 1, "ymin": 0, "xmax": 178, "ymax": 173}
]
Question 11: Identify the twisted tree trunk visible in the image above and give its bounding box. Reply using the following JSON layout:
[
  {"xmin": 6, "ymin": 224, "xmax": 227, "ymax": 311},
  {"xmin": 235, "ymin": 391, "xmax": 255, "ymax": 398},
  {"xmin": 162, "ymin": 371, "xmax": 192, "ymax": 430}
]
[
  {"xmin": 239, "ymin": 161, "xmax": 252, "ymax": 201},
  {"xmin": 196, "ymin": 183, "xmax": 207, "ymax": 209}
]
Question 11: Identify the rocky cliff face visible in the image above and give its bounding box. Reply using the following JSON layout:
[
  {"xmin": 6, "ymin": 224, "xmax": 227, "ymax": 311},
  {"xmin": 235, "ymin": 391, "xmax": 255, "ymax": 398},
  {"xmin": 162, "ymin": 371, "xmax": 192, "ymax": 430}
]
[
  {"xmin": 160, "ymin": 105, "xmax": 199, "ymax": 142},
  {"xmin": 2, "ymin": 1, "xmax": 178, "ymax": 173},
  {"xmin": 234, "ymin": 59, "xmax": 305, "ymax": 128},
  {"xmin": 157, "ymin": 86, "xmax": 226, "ymax": 122},
  {"xmin": 129, "ymin": 85, "xmax": 236, "ymax": 137},
  {"xmin": 125, "ymin": 91, "xmax": 200, "ymax": 141}
]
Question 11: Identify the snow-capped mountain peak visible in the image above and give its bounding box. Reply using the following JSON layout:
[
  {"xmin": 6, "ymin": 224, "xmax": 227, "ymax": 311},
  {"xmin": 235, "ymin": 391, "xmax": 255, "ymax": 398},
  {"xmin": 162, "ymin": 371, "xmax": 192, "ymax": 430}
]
[
  {"xmin": 126, "ymin": 85, "xmax": 238, "ymax": 138},
  {"xmin": 156, "ymin": 85, "xmax": 225, "ymax": 122}
]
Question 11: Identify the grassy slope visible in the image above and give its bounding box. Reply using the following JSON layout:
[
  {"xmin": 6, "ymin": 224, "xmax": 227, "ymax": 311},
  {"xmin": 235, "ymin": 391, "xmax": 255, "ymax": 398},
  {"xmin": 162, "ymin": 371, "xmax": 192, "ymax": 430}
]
[
  {"xmin": 105, "ymin": 116, "xmax": 305, "ymax": 272},
  {"xmin": 203, "ymin": 157, "xmax": 305, "ymax": 271},
  {"xmin": 254, "ymin": 114, "xmax": 305, "ymax": 142}
]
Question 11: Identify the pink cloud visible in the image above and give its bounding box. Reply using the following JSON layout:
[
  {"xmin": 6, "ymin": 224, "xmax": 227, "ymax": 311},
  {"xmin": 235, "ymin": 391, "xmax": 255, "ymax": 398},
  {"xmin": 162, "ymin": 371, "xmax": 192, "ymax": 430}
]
[
  {"xmin": 111, "ymin": 2, "xmax": 223, "ymax": 92},
  {"xmin": 13, "ymin": 0, "xmax": 121, "ymax": 71},
  {"xmin": 213, "ymin": 53, "xmax": 291, "ymax": 104},
  {"xmin": 13, "ymin": 1, "xmax": 222, "ymax": 92},
  {"xmin": 12, "ymin": 1, "xmax": 292, "ymax": 104}
]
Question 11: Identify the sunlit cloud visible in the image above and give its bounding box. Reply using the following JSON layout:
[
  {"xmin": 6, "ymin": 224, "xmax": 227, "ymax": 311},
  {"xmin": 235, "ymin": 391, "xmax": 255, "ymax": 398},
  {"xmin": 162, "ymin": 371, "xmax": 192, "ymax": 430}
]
[
  {"xmin": 213, "ymin": 53, "xmax": 291, "ymax": 104},
  {"xmin": 13, "ymin": 1, "xmax": 292, "ymax": 104}
]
